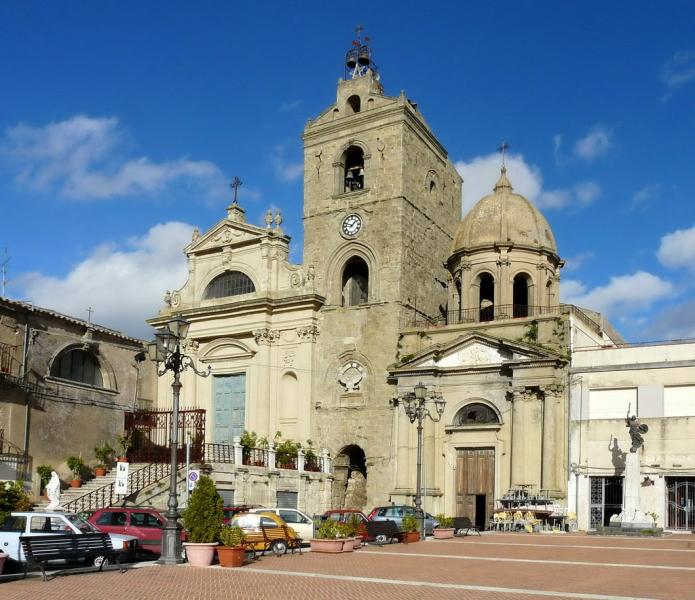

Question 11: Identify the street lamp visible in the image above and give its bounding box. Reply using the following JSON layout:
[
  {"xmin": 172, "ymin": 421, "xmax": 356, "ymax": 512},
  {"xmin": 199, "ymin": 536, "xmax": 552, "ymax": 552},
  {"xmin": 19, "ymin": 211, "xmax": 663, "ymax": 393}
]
[
  {"xmin": 148, "ymin": 314, "xmax": 210, "ymax": 565},
  {"xmin": 391, "ymin": 382, "xmax": 445, "ymax": 539}
]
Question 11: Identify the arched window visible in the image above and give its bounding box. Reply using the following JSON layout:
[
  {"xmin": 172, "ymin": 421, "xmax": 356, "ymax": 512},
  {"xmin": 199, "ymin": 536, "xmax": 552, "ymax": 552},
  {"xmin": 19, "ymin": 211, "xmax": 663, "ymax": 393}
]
[
  {"xmin": 546, "ymin": 280, "xmax": 555, "ymax": 307},
  {"xmin": 479, "ymin": 273, "xmax": 494, "ymax": 322},
  {"xmin": 204, "ymin": 271, "xmax": 255, "ymax": 299},
  {"xmin": 343, "ymin": 146, "xmax": 364, "ymax": 192},
  {"xmin": 342, "ymin": 257, "xmax": 369, "ymax": 306},
  {"xmin": 51, "ymin": 348, "xmax": 103, "ymax": 387},
  {"xmin": 346, "ymin": 95, "xmax": 361, "ymax": 114},
  {"xmin": 454, "ymin": 403, "xmax": 500, "ymax": 426},
  {"xmin": 513, "ymin": 273, "xmax": 531, "ymax": 317}
]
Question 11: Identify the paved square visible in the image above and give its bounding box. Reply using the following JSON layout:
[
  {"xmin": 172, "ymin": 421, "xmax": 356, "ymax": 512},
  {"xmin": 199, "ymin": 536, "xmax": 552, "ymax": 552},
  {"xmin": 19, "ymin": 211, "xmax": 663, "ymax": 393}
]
[{"xmin": 4, "ymin": 533, "xmax": 694, "ymax": 600}]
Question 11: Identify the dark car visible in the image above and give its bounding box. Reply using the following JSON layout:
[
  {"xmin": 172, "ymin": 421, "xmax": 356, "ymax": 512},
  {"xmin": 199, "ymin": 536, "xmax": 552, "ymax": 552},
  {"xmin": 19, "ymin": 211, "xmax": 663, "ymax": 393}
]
[
  {"xmin": 367, "ymin": 505, "xmax": 439, "ymax": 535},
  {"xmin": 89, "ymin": 507, "xmax": 185, "ymax": 555}
]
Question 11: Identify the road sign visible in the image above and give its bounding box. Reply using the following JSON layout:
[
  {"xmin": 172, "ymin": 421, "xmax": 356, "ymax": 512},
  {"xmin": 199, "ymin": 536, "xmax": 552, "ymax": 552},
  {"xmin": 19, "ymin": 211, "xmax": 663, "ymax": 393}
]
[{"xmin": 188, "ymin": 469, "xmax": 200, "ymax": 492}]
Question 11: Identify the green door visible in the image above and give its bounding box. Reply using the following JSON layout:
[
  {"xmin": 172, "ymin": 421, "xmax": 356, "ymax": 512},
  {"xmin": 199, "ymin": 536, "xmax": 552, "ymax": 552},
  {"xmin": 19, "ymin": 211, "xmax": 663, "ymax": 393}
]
[{"xmin": 214, "ymin": 374, "xmax": 245, "ymax": 443}]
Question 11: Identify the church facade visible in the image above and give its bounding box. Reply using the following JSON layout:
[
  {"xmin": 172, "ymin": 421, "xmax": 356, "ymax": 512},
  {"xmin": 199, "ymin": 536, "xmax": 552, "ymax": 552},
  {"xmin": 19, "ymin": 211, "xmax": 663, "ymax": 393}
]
[{"xmin": 148, "ymin": 41, "xmax": 620, "ymax": 525}]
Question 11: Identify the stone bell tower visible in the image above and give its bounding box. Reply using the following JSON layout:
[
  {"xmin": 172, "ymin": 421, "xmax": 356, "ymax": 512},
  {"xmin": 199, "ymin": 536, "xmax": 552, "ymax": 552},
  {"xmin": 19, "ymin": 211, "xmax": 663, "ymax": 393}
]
[{"xmin": 302, "ymin": 30, "xmax": 462, "ymax": 508}]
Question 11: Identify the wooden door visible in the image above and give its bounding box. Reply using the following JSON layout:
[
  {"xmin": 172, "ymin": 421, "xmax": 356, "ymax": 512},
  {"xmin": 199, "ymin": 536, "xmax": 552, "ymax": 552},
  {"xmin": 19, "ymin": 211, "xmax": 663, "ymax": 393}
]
[
  {"xmin": 456, "ymin": 448, "xmax": 495, "ymax": 528},
  {"xmin": 213, "ymin": 374, "xmax": 246, "ymax": 443}
]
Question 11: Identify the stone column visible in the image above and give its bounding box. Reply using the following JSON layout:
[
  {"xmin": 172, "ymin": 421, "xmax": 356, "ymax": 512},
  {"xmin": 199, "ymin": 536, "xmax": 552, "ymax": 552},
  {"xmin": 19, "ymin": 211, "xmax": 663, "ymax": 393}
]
[
  {"xmin": 395, "ymin": 408, "xmax": 411, "ymax": 489},
  {"xmin": 297, "ymin": 448, "xmax": 305, "ymax": 472},
  {"xmin": 511, "ymin": 387, "xmax": 543, "ymax": 489},
  {"xmin": 233, "ymin": 436, "xmax": 243, "ymax": 465},
  {"xmin": 268, "ymin": 441, "xmax": 276, "ymax": 470},
  {"xmin": 541, "ymin": 383, "xmax": 564, "ymax": 495}
]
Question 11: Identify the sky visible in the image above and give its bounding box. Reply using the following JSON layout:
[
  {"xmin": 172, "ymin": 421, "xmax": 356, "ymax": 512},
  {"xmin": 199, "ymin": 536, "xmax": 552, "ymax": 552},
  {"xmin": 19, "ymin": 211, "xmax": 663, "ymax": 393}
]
[{"xmin": 1, "ymin": 1, "xmax": 694, "ymax": 342}]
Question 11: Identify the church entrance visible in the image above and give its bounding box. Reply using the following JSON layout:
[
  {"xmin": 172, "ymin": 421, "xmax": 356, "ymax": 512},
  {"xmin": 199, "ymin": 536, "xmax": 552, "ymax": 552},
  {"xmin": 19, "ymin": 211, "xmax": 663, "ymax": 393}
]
[
  {"xmin": 332, "ymin": 445, "xmax": 367, "ymax": 510},
  {"xmin": 456, "ymin": 448, "xmax": 494, "ymax": 531}
]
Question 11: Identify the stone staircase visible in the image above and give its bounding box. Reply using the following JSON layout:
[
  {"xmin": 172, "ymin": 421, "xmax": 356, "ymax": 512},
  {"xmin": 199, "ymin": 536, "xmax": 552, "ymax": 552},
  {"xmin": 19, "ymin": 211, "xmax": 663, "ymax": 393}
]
[{"xmin": 34, "ymin": 463, "xmax": 157, "ymax": 512}]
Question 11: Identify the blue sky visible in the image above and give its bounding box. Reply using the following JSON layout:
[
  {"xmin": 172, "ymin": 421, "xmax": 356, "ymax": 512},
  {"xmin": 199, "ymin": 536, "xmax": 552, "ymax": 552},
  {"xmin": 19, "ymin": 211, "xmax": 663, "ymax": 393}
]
[{"xmin": 1, "ymin": 1, "xmax": 694, "ymax": 341}]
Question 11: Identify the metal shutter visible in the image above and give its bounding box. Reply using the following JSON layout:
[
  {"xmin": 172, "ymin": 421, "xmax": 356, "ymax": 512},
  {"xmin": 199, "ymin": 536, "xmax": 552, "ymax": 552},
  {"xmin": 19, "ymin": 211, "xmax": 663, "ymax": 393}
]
[
  {"xmin": 218, "ymin": 488, "xmax": 235, "ymax": 506},
  {"xmin": 276, "ymin": 491, "xmax": 298, "ymax": 509}
]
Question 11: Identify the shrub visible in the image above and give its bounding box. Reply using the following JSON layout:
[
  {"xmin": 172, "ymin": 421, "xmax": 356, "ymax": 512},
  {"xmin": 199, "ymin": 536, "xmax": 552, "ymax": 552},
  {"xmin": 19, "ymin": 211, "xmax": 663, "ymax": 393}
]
[
  {"xmin": 316, "ymin": 519, "xmax": 350, "ymax": 539},
  {"xmin": 116, "ymin": 431, "xmax": 133, "ymax": 456},
  {"xmin": 94, "ymin": 443, "xmax": 114, "ymax": 467},
  {"xmin": 344, "ymin": 513, "xmax": 361, "ymax": 537},
  {"xmin": 239, "ymin": 430, "xmax": 257, "ymax": 450},
  {"xmin": 0, "ymin": 482, "xmax": 31, "ymax": 527},
  {"xmin": 219, "ymin": 526, "xmax": 246, "ymax": 548},
  {"xmin": 402, "ymin": 514, "xmax": 418, "ymax": 533},
  {"xmin": 180, "ymin": 475, "xmax": 223, "ymax": 543},
  {"xmin": 435, "ymin": 514, "xmax": 454, "ymax": 528},
  {"xmin": 36, "ymin": 465, "xmax": 53, "ymax": 491},
  {"xmin": 66, "ymin": 455, "xmax": 85, "ymax": 479}
]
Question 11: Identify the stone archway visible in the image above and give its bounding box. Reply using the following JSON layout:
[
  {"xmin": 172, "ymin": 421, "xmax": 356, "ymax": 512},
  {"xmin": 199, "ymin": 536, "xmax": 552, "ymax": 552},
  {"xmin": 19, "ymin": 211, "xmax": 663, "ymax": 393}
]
[{"xmin": 332, "ymin": 445, "xmax": 367, "ymax": 510}]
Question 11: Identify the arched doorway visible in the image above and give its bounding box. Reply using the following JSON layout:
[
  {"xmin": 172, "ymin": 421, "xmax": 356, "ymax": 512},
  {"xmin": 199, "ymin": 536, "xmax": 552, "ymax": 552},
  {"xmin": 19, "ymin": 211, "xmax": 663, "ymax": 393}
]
[
  {"xmin": 513, "ymin": 273, "xmax": 530, "ymax": 317},
  {"xmin": 332, "ymin": 445, "xmax": 367, "ymax": 509}
]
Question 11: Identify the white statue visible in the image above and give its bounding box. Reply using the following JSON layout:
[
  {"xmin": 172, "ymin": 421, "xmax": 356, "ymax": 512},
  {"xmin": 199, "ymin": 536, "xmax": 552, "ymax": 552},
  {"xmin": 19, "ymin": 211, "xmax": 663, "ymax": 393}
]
[{"xmin": 46, "ymin": 471, "xmax": 61, "ymax": 511}]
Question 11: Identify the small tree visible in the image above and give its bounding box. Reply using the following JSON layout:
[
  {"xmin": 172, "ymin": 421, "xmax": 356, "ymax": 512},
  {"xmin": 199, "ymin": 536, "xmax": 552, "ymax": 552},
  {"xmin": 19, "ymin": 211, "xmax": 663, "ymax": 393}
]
[
  {"xmin": 94, "ymin": 443, "xmax": 114, "ymax": 468},
  {"xmin": 66, "ymin": 455, "xmax": 85, "ymax": 480},
  {"xmin": 36, "ymin": 465, "xmax": 53, "ymax": 492},
  {"xmin": 115, "ymin": 432, "xmax": 133, "ymax": 458},
  {"xmin": 219, "ymin": 526, "xmax": 246, "ymax": 548},
  {"xmin": 180, "ymin": 475, "xmax": 223, "ymax": 543},
  {"xmin": 402, "ymin": 514, "xmax": 418, "ymax": 533}
]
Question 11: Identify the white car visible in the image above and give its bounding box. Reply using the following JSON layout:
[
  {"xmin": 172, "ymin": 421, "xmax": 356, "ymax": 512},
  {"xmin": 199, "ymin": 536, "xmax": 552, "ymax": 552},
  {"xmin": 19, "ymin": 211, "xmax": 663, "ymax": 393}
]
[
  {"xmin": 249, "ymin": 507, "xmax": 315, "ymax": 541},
  {"xmin": 0, "ymin": 511, "xmax": 139, "ymax": 566}
]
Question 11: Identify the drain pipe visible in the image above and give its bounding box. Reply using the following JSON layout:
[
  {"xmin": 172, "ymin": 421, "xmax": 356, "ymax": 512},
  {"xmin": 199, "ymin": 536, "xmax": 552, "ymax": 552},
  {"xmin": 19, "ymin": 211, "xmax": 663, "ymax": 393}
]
[{"xmin": 21, "ymin": 303, "xmax": 33, "ymax": 485}]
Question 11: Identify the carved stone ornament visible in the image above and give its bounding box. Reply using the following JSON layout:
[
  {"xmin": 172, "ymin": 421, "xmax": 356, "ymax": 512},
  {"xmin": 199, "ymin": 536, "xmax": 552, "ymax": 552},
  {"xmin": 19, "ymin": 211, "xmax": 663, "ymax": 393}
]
[
  {"xmin": 290, "ymin": 270, "xmax": 305, "ymax": 289},
  {"xmin": 170, "ymin": 292, "xmax": 181, "ymax": 308},
  {"xmin": 282, "ymin": 350, "xmax": 296, "ymax": 367},
  {"xmin": 253, "ymin": 328, "xmax": 279, "ymax": 345},
  {"xmin": 337, "ymin": 361, "xmax": 365, "ymax": 392},
  {"xmin": 182, "ymin": 339, "xmax": 200, "ymax": 352},
  {"xmin": 296, "ymin": 325, "xmax": 320, "ymax": 342}
]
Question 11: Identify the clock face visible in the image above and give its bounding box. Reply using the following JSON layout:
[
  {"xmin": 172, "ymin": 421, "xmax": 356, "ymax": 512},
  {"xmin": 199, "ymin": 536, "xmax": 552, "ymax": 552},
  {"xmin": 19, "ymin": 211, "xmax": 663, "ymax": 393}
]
[{"xmin": 342, "ymin": 214, "xmax": 362, "ymax": 237}]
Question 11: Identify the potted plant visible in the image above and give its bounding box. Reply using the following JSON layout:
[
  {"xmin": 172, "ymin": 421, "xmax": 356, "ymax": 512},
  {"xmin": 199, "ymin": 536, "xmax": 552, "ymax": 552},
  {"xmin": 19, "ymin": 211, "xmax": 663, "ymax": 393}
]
[
  {"xmin": 93, "ymin": 443, "xmax": 114, "ymax": 477},
  {"xmin": 310, "ymin": 519, "xmax": 353, "ymax": 553},
  {"xmin": 239, "ymin": 430, "xmax": 258, "ymax": 466},
  {"xmin": 275, "ymin": 437, "xmax": 300, "ymax": 469},
  {"xmin": 36, "ymin": 465, "xmax": 53, "ymax": 497},
  {"xmin": 433, "ymin": 514, "xmax": 455, "ymax": 539},
  {"xmin": 180, "ymin": 475, "xmax": 223, "ymax": 567},
  {"xmin": 401, "ymin": 514, "xmax": 420, "ymax": 543},
  {"xmin": 115, "ymin": 432, "xmax": 133, "ymax": 462},
  {"xmin": 304, "ymin": 439, "xmax": 321, "ymax": 472},
  {"xmin": 217, "ymin": 526, "xmax": 247, "ymax": 567},
  {"xmin": 66, "ymin": 455, "xmax": 85, "ymax": 488},
  {"xmin": 345, "ymin": 513, "xmax": 363, "ymax": 549}
]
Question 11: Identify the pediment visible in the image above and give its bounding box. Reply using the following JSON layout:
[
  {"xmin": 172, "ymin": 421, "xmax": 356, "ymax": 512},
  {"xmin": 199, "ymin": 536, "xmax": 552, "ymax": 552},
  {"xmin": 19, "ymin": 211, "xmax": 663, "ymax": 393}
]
[
  {"xmin": 200, "ymin": 339, "xmax": 255, "ymax": 362},
  {"xmin": 405, "ymin": 333, "xmax": 558, "ymax": 370},
  {"xmin": 187, "ymin": 219, "xmax": 269, "ymax": 254}
]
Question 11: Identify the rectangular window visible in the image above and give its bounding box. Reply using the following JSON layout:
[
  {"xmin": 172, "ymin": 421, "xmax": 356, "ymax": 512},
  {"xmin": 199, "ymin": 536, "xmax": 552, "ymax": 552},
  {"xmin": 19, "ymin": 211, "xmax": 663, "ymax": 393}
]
[
  {"xmin": 218, "ymin": 488, "xmax": 235, "ymax": 506},
  {"xmin": 664, "ymin": 385, "xmax": 695, "ymax": 417},
  {"xmin": 588, "ymin": 388, "xmax": 637, "ymax": 419},
  {"xmin": 276, "ymin": 491, "xmax": 297, "ymax": 509}
]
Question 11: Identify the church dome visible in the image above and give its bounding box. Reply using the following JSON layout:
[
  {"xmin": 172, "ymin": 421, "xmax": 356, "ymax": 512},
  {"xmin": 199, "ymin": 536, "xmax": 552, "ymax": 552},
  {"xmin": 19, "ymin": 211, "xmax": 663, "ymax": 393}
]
[{"xmin": 452, "ymin": 167, "xmax": 557, "ymax": 254}]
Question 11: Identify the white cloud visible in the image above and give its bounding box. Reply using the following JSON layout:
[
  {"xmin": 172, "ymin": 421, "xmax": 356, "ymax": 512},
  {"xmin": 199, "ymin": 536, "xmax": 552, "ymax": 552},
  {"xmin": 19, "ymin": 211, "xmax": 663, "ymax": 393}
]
[
  {"xmin": 2, "ymin": 115, "xmax": 226, "ymax": 200},
  {"xmin": 455, "ymin": 153, "xmax": 600, "ymax": 213},
  {"xmin": 657, "ymin": 225, "xmax": 695, "ymax": 272},
  {"xmin": 270, "ymin": 145, "xmax": 303, "ymax": 183},
  {"xmin": 573, "ymin": 125, "xmax": 613, "ymax": 161},
  {"xmin": 631, "ymin": 184, "xmax": 664, "ymax": 211},
  {"xmin": 562, "ymin": 251, "xmax": 595, "ymax": 272},
  {"xmin": 14, "ymin": 222, "xmax": 192, "ymax": 338},
  {"xmin": 561, "ymin": 271, "xmax": 675, "ymax": 316},
  {"xmin": 661, "ymin": 50, "xmax": 695, "ymax": 94},
  {"xmin": 646, "ymin": 300, "xmax": 695, "ymax": 340}
]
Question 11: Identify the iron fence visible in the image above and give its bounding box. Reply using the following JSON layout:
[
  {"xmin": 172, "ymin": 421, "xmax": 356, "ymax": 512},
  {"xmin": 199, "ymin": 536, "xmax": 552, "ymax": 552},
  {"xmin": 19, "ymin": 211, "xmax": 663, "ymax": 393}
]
[
  {"xmin": 204, "ymin": 443, "xmax": 235, "ymax": 464},
  {"xmin": 242, "ymin": 448, "xmax": 268, "ymax": 467},
  {"xmin": 125, "ymin": 409, "xmax": 205, "ymax": 464}
]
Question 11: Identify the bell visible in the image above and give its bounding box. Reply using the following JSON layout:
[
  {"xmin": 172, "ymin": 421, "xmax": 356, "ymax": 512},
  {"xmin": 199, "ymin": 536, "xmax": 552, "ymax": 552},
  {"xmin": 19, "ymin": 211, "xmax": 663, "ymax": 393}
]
[
  {"xmin": 345, "ymin": 170, "xmax": 354, "ymax": 180},
  {"xmin": 358, "ymin": 46, "xmax": 371, "ymax": 66},
  {"xmin": 346, "ymin": 49, "xmax": 358, "ymax": 69},
  {"xmin": 357, "ymin": 168, "xmax": 364, "ymax": 177}
]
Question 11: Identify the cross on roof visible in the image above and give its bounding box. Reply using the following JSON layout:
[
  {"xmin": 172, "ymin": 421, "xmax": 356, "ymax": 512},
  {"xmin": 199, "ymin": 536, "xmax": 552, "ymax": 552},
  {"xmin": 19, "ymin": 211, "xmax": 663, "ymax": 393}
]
[
  {"xmin": 497, "ymin": 140, "xmax": 510, "ymax": 166},
  {"xmin": 86, "ymin": 306, "xmax": 94, "ymax": 323},
  {"xmin": 230, "ymin": 177, "xmax": 243, "ymax": 204}
]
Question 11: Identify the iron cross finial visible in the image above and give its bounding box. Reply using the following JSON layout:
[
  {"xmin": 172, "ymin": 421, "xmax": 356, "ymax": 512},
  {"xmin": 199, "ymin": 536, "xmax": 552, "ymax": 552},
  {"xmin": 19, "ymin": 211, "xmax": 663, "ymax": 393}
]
[
  {"xmin": 230, "ymin": 177, "xmax": 243, "ymax": 204},
  {"xmin": 497, "ymin": 140, "xmax": 510, "ymax": 167},
  {"xmin": 86, "ymin": 306, "xmax": 94, "ymax": 323}
]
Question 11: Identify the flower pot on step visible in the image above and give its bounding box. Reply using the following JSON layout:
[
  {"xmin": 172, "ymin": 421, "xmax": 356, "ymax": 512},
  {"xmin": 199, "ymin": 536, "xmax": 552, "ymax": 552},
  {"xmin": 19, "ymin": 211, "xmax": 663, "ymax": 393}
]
[
  {"xmin": 184, "ymin": 542, "xmax": 218, "ymax": 567},
  {"xmin": 433, "ymin": 528, "xmax": 454, "ymax": 539},
  {"xmin": 94, "ymin": 467, "xmax": 107, "ymax": 477},
  {"xmin": 69, "ymin": 479, "xmax": 82, "ymax": 488},
  {"xmin": 310, "ymin": 539, "xmax": 345, "ymax": 553},
  {"xmin": 217, "ymin": 546, "xmax": 246, "ymax": 567}
]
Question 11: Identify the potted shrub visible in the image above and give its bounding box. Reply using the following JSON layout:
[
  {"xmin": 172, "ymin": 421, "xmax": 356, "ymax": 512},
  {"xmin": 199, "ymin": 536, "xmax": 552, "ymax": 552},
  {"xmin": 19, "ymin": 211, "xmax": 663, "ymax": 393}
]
[
  {"xmin": 36, "ymin": 465, "xmax": 53, "ymax": 498},
  {"xmin": 66, "ymin": 455, "xmax": 85, "ymax": 488},
  {"xmin": 115, "ymin": 432, "xmax": 133, "ymax": 462},
  {"xmin": 310, "ymin": 519, "xmax": 353, "ymax": 553},
  {"xmin": 345, "ymin": 513, "xmax": 363, "ymax": 549},
  {"xmin": 239, "ymin": 430, "xmax": 257, "ymax": 465},
  {"xmin": 275, "ymin": 437, "xmax": 300, "ymax": 469},
  {"xmin": 304, "ymin": 440, "xmax": 321, "ymax": 472},
  {"xmin": 433, "ymin": 514, "xmax": 455, "ymax": 539},
  {"xmin": 93, "ymin": 443, "xmax": 114, "ymax": 477},
  {"xmin": 401, "ymin": 514, "xmax": 420, "ymax": 543},
  {"xmin": 180, "ymin": 475, "xmax": 223, "ymax": 567},
  {"xmin": 217, "ymin": 526, "xmax": 247, "ymax": 567}
]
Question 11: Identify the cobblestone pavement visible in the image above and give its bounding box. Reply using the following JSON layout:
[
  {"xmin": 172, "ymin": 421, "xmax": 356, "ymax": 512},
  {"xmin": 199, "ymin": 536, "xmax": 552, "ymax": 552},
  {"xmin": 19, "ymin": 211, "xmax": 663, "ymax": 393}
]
[{"xmin": 4, "ymin": 533, "xmax": 695, "ymax": 600}]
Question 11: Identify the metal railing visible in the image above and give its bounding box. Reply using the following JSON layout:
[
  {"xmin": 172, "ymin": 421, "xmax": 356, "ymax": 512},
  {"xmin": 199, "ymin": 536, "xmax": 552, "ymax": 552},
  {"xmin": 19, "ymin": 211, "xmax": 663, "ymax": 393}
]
[
  {"xmin": 304, "ymin": 454, "xmax": 323, "ymax": 472},
  {"xmin": 242, "ymin": 448, "xmax": 268, "ymax": 467},
  {"xmin": 276, "ymin": 455, "xmax": 297, "ymax": 470},
  {"xmin": 402, "ymin": 304, "xmax": 563, "ymax": 329},
  {"xmin": 63, "ymin": 462, "xmax": 172, "ymax": 514},
  {"xmin": 0, "ymin": 342, "xmax": 15, "ymax": 374},
  {"xmin": 204, "ymin": 443, "xmax": 235, "ymax": 464}
]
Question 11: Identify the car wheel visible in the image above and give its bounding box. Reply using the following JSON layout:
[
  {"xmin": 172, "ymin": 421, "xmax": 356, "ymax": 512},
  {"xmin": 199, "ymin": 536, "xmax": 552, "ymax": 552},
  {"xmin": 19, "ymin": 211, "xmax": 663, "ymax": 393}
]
[
  {"xmin": 271, "ymin": 539, "xmax": 288, "ymax": 556},
  {"xmin": 93, "ymin": 555, "xmax": 110, "ymax": 568},
  {"xmin": 375, "ymin": 534, "xmax": 387, "ymax": 544}
]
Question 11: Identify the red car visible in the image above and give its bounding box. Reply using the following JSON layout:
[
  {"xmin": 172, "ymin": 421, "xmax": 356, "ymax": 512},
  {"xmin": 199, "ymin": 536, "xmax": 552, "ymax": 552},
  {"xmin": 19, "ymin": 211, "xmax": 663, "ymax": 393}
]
[
  {"xmin": 89, "ymin": 507, "xmax": 185, "ymax": 555},
  {"xmin": 322, "ymin": 509, "xmax": 371, "ymax": 540}
]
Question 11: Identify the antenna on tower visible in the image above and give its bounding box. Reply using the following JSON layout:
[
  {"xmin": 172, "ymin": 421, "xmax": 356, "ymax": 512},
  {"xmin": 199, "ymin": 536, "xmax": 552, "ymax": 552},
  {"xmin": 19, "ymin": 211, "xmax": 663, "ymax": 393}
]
[
  {"xmin": 1, "ymin": 248, "xmax": 10, "ymax": 297},
  {"xmin": 345, "ymin": 26, "xmax": 378, "ymax": 80}
]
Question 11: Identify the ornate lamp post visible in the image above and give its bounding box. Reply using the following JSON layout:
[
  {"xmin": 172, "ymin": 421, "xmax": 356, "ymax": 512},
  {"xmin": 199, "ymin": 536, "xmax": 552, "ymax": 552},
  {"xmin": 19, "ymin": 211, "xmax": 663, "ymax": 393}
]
[
  {"xmin": 148, "ymin": 315, "xmax": 210, "ymax": 565},
  {"xmin": 391, "ymin": 382, "xmax": 445, "ymax": 539}
]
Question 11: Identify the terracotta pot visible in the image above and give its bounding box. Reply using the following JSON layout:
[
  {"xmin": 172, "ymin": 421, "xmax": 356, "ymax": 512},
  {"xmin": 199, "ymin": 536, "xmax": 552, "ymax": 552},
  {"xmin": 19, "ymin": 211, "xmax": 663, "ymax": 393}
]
[
  {"xmin": 69, "ymin": 479, "xmax": 82, "ymax": 488},
  {"xmin": 94, "ymin": 467, "xmax": 107, "ymax": 477},
  {"xmin": 341, "ymin": 537, "xmax": 355, "ymax": 552},
  {"xmin": 352, "ymin": 535, "xmax": 362, "ymax": 549},
  {"xmin": 217, "ymin": 546, "xmax": 246, "ymax": 568},
  {"xmin": 310, "ymin": 539, "xmax": 344, "ymax": 553},
  {"xmin": 184, "ymin": 542, "xmax": 218, "ymax": 567},
  {"xmin": 0, "ymin": 551, "xmax": 7, "ymax": 575},
  {"xmin": 117, "ymin": 456, "xmax": 129, "ymax": 463},
  {"xmin": 402, "ymin": 531, "xmax": 420, "ymax": 544},
  {"xmin": 433, "ymin": 528, "xmax": 455, "ymax": 539}
]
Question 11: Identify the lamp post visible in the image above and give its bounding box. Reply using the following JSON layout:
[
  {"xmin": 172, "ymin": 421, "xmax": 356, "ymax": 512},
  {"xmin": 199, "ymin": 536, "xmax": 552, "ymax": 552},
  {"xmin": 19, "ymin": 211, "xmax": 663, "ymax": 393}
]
[
  {"xmin": 391, "ymin": 381, "xmax": 445, "ymax": 539},
  {"xmin": 148, "ymin": 315, "xmax": 210, "ymax": 565}
]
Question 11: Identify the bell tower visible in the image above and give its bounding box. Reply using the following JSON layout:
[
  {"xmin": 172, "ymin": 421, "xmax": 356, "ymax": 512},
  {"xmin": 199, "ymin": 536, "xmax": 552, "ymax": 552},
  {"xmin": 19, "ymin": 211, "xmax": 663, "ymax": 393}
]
[{"xmin": 302, "ymin": 31, "xmax": 462, "ymax": 508}]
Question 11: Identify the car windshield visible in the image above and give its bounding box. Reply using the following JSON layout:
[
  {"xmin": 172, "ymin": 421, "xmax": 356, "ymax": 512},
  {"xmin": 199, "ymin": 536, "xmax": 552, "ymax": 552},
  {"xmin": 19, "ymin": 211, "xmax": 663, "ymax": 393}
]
[{"xmin": 67, "ymin": 514, "xmax": 99, "ymax": 533}]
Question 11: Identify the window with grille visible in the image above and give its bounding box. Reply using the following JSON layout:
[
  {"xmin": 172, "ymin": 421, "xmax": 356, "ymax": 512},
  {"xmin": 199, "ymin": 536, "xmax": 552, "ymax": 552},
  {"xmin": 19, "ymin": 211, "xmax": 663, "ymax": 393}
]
[
  {"xmin": 454, "ymin": 403, "xmax": 500, "ymax": 425},
  {"xmin": 204, "ymin": 271, "xmax": 255, "ymax": 299},
  {"xmin": 50, "ymin": 348, "xmax": 103, "ymax": 387}
]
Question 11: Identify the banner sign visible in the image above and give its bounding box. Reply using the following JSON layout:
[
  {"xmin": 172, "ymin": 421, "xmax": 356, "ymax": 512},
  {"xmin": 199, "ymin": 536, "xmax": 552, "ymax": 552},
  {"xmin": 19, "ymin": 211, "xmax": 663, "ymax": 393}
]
[{"xmin": 115, "ymin": 461, "xmax": 129, "ymax": 495}]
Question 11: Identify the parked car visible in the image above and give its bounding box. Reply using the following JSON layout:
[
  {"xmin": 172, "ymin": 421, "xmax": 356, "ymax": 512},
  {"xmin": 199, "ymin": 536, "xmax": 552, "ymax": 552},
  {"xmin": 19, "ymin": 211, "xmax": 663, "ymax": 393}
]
[
  {"xmin": 322, "ymin": 509, "xmax": 371, "ymax": 540},
  {"xmin": 367, "ymin": 505, "xmax": 440, "ymax": 535},
  {"xmin": 248, "ymin": 507, "xmax": 314, "ymax": 541},
  {"xmin": 0, "ymin": 511, "xmax": 138, "ymax": 566},
  {"xmin": 88, "ymin": 507, "xmax": 185, "ymax": 555},
  {"xmin": 229, "ymin": 511, "xmax": 300, "ymax": 555},
  {"xmin": 222, "ymin": 505, "xmax": 260, "ymax": 524}
]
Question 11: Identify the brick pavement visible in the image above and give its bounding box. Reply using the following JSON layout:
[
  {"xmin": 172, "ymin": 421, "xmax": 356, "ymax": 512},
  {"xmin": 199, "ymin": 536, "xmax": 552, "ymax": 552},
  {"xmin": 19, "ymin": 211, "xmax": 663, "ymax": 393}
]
[{"xmin": 3, "ymin": 533, "xmax": 694, "ymax": 600}]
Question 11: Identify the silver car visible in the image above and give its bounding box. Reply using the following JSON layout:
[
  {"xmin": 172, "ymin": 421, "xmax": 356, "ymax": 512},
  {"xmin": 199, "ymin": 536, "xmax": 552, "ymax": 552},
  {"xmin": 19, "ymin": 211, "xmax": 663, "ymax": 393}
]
[{"xmin": 369, "ymin": 505, "xmax": 439, "ymax": 535}]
